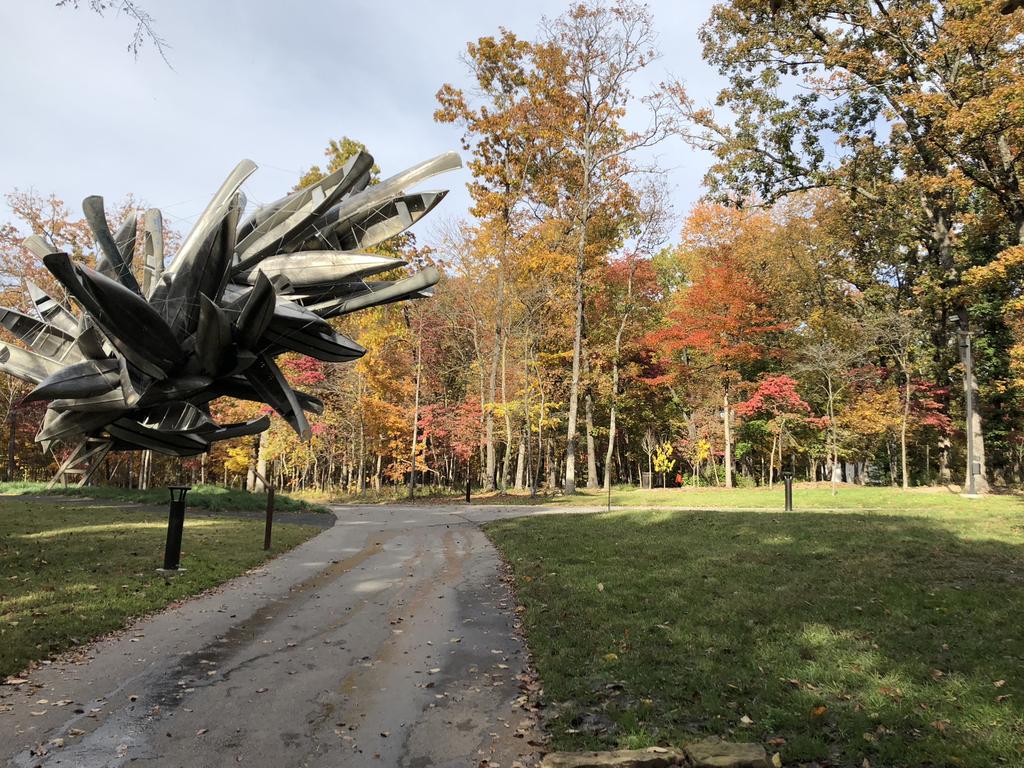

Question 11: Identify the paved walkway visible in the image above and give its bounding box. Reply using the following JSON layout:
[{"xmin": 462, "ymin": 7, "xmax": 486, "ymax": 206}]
[{"xmin": 0, "ymin": 503, "xmax": 586, "ymax": 768}]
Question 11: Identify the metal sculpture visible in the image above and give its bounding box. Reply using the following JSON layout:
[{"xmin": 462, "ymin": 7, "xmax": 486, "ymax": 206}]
[{"xmin": 0, "ymin": 150, "xmax": 460, "ymax": 485}]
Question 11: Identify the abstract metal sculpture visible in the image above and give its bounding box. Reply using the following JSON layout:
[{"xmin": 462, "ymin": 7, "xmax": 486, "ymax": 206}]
[{"xmin": 0, "ymin": 150, "xmax": 460, "ymax": 484}]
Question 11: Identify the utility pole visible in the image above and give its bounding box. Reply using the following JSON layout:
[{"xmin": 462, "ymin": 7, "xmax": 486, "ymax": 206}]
[{"xmin": 961, "ymin": 332, "xmax": 978, "ymax": 496}]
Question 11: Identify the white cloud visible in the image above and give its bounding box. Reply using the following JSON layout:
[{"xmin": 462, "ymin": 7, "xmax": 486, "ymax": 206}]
[{"xmin": 0, "ymin": 0, "xmax": 722, "ymax": 245}]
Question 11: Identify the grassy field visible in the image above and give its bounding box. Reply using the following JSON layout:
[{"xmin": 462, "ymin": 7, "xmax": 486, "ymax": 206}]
[
  {"xmin": 434, "ymin": 483, "xmax": 1024, "ymax": 514},
  {"xmin": 486, "ymin": 502, "xmax": 1024, "ymax": 767},
  {"xmin": 0, "ymin": 497, "xmax": 321, "ymax": 678},
  {"xmin": 0, "ymin": 481, "xmax": 331, "ymax": 514}
]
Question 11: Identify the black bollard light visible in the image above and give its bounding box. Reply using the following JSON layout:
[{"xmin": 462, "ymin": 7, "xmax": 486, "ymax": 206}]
[
  {"xmin": 782, "ymin": 472, "xmax": 793, "ymax": 512},
  {"xmin": 162, "ymin": 485, "xmax": 191, "ymax": 571}
]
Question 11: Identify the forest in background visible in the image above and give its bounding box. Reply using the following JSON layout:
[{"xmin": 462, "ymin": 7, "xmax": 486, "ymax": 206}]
[{"xmin": 2, "ymin": 0, "xmax": 1024, "ymax": 496}]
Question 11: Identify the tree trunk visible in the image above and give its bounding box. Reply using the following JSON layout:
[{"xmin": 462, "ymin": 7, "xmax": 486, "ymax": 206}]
[
  {"xmin": 5, "ymin": 410, "xmax": 15, "ymax": 482},
  {"xmin": 585, "ymin": 391, "xmax": 598, "ymax": 489},
  {"xmin": 485, "ymin": 278, "xmax": 504, "ymax": 492},
  {"xmin": 255, "ymin": 432, "xmax": 268, "ymax": 492},
  {"xmin": 246, "ymin": 435, "xmax": 259, "ymax": 492},
  {"xmin": 409, "ymin": 327, "xmax": 422, "ymax": 499},
  {"xmin": 358, "ymin": 414, "xmax": 367, "ymax": 493},
  {"xmin": 514, "ymin": 433, "xmax": 526, "ymax": 491},
  {"xmin": 524, "ymin": 348, "xmax": 536, "ymax": 496},
  {"xmin": 501, "ymin": 333, "xmax": 512, "ymax": 491},
  {"xmin": 958, "ymin": 314, "xmax": 990, "ymax": 493},
  {"xmin": 723, "ymin": 387, "xmax": 733, "ymax": 489},
  {"xmin": 603, "ymin": 398, "xmax": 617, "ymax": 492},
  {"xmin": 778, "ymin": 426, "xmax": 785, "ymax": 483},
  {"xmin": 546, "ymin": 438, "xmax": 556, "ymax": 489},
  {"xmin": 602, "ymin": 294, "xmax": 626, "ymax": 493},
  {"xmin": 564, "ymin": 166, "xmax": 590, "ymax": 495},
  {"xmin": 901, "ymin": 371, "xmax": 911, "ymax": 490}
]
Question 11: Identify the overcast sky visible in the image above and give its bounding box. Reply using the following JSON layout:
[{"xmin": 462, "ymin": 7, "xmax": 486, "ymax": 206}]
[{"xmin": 0, "ymin": 1, "xmax": 722, "ymax": 247}]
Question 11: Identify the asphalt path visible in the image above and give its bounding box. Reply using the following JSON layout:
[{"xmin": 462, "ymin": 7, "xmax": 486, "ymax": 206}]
[{"xmin": 0, "ymin": 503, "xmax": 595, "ymax": 768}]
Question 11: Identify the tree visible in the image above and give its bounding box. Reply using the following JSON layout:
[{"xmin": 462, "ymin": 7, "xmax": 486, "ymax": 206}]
[
  {"xmin": 296, "ymin": 137, "xmax": 380, "ymax": 191},
  {"xmin": 652, "ymin": 439, "xmax": 674, "ymax": 488},
  {"xmin": 532, "ymin": 0, "xmax": 675, "ymax": 494},
  {"xmin": 870, "ymin": 309, "xmax": 925, "ymax": 489},
  {"xmin": 436, "ymin": 30, "xmax": 538, "ymax": 491},
  {"xmin": 796, "ymin": 334, "xmax": 865, "ymax": 492},
  {"xmin": 648, "ymin": 204, "xmax": 782, "ymax": 488},
  {"xmin": 735, "ymin": 374, "xmax": 812, "ymax": 487},
  {"xmin": 676, "ymin": 1, "xmax": 1024, "ymax": 493},
  {"xmin": 57, "ymin": 1, "xmax": 169, "ymax": 62}
]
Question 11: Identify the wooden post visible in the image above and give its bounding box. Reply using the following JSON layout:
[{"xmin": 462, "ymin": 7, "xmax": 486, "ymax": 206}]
[
  {"xmin": 263, "ymin": 485, "xmax": 275, "ymax": 550},
  {"xmin": 253, "ymin": 467, "xmax": 274, "ymax": 550}
]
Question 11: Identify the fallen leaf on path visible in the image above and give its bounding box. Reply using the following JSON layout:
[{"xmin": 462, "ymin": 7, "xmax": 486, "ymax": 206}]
[{"xmin": 196, "ymin": 728, "xmax": 208, "ymax": 736}]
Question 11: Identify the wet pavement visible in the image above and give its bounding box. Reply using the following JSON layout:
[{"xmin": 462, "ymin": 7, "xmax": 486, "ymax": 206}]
[{"xmin": 0, "ymin": 503, "xmax": 579, "ymax": 768}]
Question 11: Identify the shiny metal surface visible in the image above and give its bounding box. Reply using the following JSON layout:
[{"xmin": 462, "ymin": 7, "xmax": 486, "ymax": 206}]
[{"xmin": 1, "ymin": 149, "xmax": 459, "ymax": 461}]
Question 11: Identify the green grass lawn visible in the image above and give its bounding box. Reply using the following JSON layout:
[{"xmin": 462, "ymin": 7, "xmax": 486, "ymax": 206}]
[
  {"xmin": 0, "ymin": 481, "xmax": 331, "ymax": 514},
  {"xmin": 486, "ymin": 503, "xmax": 1024, "ymax": 767},
  {"xmin": 0, "ymin": 497, "xmax": 321, "ymax": 678}
]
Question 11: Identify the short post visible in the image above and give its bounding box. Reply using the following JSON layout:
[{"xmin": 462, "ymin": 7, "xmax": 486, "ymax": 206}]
[
  {"xmin": 251, "ymin": 468, "xmax": 275, "ymax": 551},
  {"xmin": 465, "ymin": 475, "xmax": 471, "ymax": 504},
  {"xmin": 783, "ymin": 471, "xmax": 793, "ymax": 512},
  {"xmin": 162, "ymin": 485, "xmax": 191, "ymax": 571},
  {"xmin": 263, "ymin": 485, "xmax": 275, "ymax": 551}
]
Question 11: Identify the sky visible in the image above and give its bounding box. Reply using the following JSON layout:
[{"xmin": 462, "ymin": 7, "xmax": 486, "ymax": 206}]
[{"xmin": 0, "ymin": 0, "xmax": 723, "ymax": 248}]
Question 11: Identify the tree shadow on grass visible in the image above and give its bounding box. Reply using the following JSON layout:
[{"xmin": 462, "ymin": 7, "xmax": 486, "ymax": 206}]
[{"xmin": 487, "ymin": 507, "xmax": 1024, "ymax": 767}]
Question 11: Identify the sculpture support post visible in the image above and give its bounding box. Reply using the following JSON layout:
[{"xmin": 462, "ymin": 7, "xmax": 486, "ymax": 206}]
[
  {"xmin": 252, "ymin": 467, "xmax": 274, "ymax": 550},
  {"xmin": 263, "ymin": 485, "xmax": 275, "ymax": 551},
  {"xmin": 162, "ymin": 485, "xmax": 191, "ymax": 570}
]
